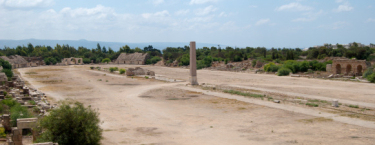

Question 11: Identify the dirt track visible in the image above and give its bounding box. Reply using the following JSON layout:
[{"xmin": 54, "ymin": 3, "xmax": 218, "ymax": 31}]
[{"xmin": 17, "ymin": 65, "xmax": 375, "ymax": 145}]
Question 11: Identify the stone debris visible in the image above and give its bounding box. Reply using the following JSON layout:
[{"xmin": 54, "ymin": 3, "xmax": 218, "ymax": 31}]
[
  {"xmin": 0, "ymin": 73, "xmax": 58, "ymax": 145},
  {"xmin": 126, "ymin": 67, "xmax": 155, "ymax": 76}
]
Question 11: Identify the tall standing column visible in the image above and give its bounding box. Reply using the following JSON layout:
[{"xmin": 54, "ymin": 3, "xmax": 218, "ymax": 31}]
[{"xmin": 190, "ymin": 41, "xmax": 199, "ymax": 85}]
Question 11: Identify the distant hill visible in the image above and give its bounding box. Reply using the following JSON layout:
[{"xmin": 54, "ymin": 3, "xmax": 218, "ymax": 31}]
[{"xmin": 0, "ymin": 39, "xmax": 227, "ymax": 51}]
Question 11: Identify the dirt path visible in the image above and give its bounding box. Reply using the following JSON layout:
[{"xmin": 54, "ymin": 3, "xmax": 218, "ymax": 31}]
[{"xmin": 16, "ymin": 65, "xmax": 375, "ymax": 145}]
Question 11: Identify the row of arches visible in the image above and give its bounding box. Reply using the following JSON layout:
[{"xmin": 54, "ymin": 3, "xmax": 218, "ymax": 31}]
[{"xmin": 335, "ymin": 64, "xmax": 363, "ymax": 75}]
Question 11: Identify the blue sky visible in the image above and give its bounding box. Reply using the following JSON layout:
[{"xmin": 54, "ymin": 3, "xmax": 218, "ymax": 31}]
[{"xmin": 0, "ymin": 0, "xmax": 374, "ymax": 48}]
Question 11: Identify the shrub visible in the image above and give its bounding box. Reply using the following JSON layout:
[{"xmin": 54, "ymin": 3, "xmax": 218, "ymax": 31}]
[
  {"xmin": 145, "ymin": 76, "xmax": 149, "ymax": 79},
  {"xmin": 306, "ymin": 102, "xmax": 319, "ymax": 107},
  {"xmin": 367, "ymin": 72, "xmax": 375, "ymax": 83},
  {"xmin": 251, "ymin": 59, "xmax": 257, "ymax": 67},
  {"xmin": 264, "ymin": 63, "xmax": 281, "ymax": 72},
  {"xmin": 3, "ymin": 91, "xmax": 7, "ymax": 96},
  {"xmin": 90, "ymin": 67, "xmax": 94, "ymax": 70},
  {"xmin": 28, "ymin": 100, "xmax": 36, "ymax": 105},
  {"xmin": 363, "ymin": 67, "xmax": 373, "ymax": 78},
  {"xmin": 1, "ymin": 98, "xmax": 17, "ymax": 108},
  {"xmin": 101, "ymin": 58, "xmax": 111, "ymax": 63},
  {"xmin": 33, "ymin": 107, "xmax": 41, "ymax": 113},
  {"xmin": 109, "ymin": 67, "xmax": 116, "ymax": 73},
  {"xmin": 348, "ymin": 105, "xmax": 359, "ymax": 108},
  {"xmin": 119, "ymin": 69, "xmax": 126, "ymax": 74},
  {"xmin": 277, "ymin": 67, "xmax": 291, "ymax": 76},
  {"xmin": 10, "ymin": 104, "xmax": 33, "ymax": 127},
  {"xmin": 0, "ymin": 127, "xmax": 6, "ymax": 138},
  {"xmin": 36, "ymin": 101, "xmax": 102, "ymax": 145},
  {"xmin": 114, "ymin": 67, "xmax": 118, "ymax": 71}
]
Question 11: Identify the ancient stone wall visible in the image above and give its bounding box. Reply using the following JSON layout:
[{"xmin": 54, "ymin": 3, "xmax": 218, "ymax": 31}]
[
  {"xmin": 115, "ymin": 52, "xmax": 149, "ymax": 65},
  {"xmin": 59, "ymin": 57, "xmax": 83, "ymax": 65},
  {"xmin": 331, "ymin": 59, "xmax": 369, "ymax": 76}
]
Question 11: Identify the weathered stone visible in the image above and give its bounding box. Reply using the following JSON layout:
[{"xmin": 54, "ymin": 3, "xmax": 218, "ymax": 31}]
[
  {"xmin": 189, "ymin": 41, "xmax": 199, "ymax": 85},
  {"xmin": 332, "ymin": 99, "xmax": 339, "ymax": 107}
]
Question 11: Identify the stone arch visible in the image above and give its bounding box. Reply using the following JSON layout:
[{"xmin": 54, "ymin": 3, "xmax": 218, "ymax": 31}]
[
  {"xmin": 335, "ymin": 64, "xmax": 341, "ymax": 74},
  {"xmin": 357, "ymin": 65, "xmax": 363, "ymax": 76},
  {"xmin": 346, "ymin": 64, "xmax": 352, "ymax": 75}
]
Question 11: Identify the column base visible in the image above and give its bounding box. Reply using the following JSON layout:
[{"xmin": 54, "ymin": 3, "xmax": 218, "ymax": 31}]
[{"xmin": 190, "ymin": 76, "xmax": 199, "ymax": 85}]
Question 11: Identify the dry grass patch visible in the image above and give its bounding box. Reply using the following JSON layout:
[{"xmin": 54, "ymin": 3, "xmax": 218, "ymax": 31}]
[
  {"xmin": 298, "ymin": 117, "xmax": 333, "ymax": 123},
  {"xmin": 37, "ymin": 80, "xmax": 62, "ymax": 84}
]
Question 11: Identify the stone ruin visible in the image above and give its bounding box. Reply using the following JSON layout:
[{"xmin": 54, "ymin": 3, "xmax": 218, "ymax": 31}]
[
  {"xmin": 0, "ymin": 55, "xmax": 45, "ymax": 69},
  {"xmin": 125, "ymin": 67, "xmax": 155, "ymax": 76},
  {"xmin": 0, "ymin": 74, "xmax": 57, "ymax": 145},
  {"xmin": 115, "ymin": 52, "xmax": 149, "ymax": 65},
  {"xmin": 57, "ymin": 57, "xmax": 83, "ymax": 65},
  {"xmin": 326, "ymin": 58, "xmax": 371, "ymax": 76}
]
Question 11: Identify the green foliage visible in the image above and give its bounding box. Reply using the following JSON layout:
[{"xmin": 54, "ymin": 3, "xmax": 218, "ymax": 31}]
[
  {"xmin": 3, "ymin": 91, "xmax": 7, "ymax": 96},
  {"xmin": 2, "ymin": 69, "xmax": 13, "ymax": 79},
  {"xmin": 363, "ymin": 67, "xmax": 373, "ymax": 78},
  {"xmin": 177, "ymin": 54, "xmax": 189, "ymax": 66},
  {"xmin": 146, "ymin": 56, "xmax": 162, "ymax": 65},
  {"xmin": 83, "ymin": 58, "xmax": 91, "ymax": 64},
  {"xmin": 367, "ymin": 72, "xmax": 375, "ymax": 83},
  {"xmin": 1, "ymin": 98, "xmax": 17, "ymax": 108},
  {"xmin": 90, "ymin": 67, "xmax": 94, "ymax": 70},
  {"xmin": 10, "ymin": 104, "xmax": 33, "ymax": 127},
  {"xmin": 348, "ymin": 105, "xmax": 359, "ymax": 108},
  {"xmin": 119, "ymin": 69, "xmax": 126, "ymax": 74},
  {"xmin": 0, "ymin": 127, "xmax": 6, "ymax": 138},
  {"xmin": 28, "ymin": 100, "xmax": 36, "ymax": 105},
  {"xmin": 37, "ymin": 101, "xmax": 102, "ymax": 145},
  {"xmin": 306, "ymin": 102, "xmax": 319, "ymax": 107},
  {"xmin": 109, "ymin": 67, "xmax": 115, "ymax": 72},
  {"xmin": 277, "ymin": 67, "xmax": 291, "ymax": 76},
  {"xmin": 145, "ymin": 76, "xmax": 149, "ymax": 79},
  {"xmin": 101, "ymin": 58, "xmax": 111, "ymax": 63},
  {"xmin": 264, "ymin": 62, "xmax": 281, "ymax": 72},
  {"xmin": 251, "ymin": 59, "xmax": 257, "ymax": 67},
  {"xmin": 33, "ymin": 107, "xmax": 41, "ymax": 113},
  {"xmin": 223, "ymin": 90, "xmax": 264, "ymax": 98}
]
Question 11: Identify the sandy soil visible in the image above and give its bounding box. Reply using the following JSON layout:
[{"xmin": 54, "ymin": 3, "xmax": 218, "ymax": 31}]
[{"xmin": 17, "ymin": 65, "xmax": 375, "ymax": 145}]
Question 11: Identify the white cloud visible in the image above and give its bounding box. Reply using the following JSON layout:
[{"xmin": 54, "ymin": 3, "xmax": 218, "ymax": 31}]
[
  {"xmin": 189, "ymin": 0, "xmax": 218, "ymax": 5},
  {"xmin": 292, "ymin": 10, "xmax": 323, "ymax": 22},
  {"xmin": 175, "ymin": 9, "xmax": 189, "ymax": 15},
  {"xmin": 151, "ymin": 0, "xmax": 164, "ymax": 6},
  {"xmin": 276, "ymin": 2, "xmax": 313, "ymax": 11},
  {"xmin": 60, "ymin": 5, "xmax": 115, "ymax": 18},
  {"xmin": 1, "ymin": 0, "xmax": 54, "ymax": 8},
  {"xmin": 366, "ymin": 18, "xmax": 375, "ymax": 22},
  {"xmin": 319, "ymin": 21, "xmax": 348, "ymax": 29},
  {"xmin": 255, "ymin": 18, "xmax": 270, "ymax": 26},
  {"xmin": 142, "ymin": 10, "xmax": 169, "ymax": 19},
  {"xmin": 195, "ymin": 5, "xmax": 217, "ymax": 16},
  {"xmin": 333, "ymin": 0, "xmax": 353, "ymax": 12}
]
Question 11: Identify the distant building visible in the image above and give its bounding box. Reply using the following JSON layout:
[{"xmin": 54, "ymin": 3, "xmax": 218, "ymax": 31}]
[{"xmin": 115, "ymin": 52, "xmax": 149, "ymax": 65}]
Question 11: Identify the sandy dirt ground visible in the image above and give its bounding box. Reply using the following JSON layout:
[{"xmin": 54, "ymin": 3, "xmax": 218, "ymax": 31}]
[{"xmin": 16, "ymin": 65, "xmax": 375, "ymax": 145}]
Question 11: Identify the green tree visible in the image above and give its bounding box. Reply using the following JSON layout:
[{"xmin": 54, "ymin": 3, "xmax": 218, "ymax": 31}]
[
  {"xmin": 37, "ymin": 101, "xmax": 102, "ymax": 145},
  {"xmin": 101, "ymin": 58, "xmax": 111, "ymax": 63}
]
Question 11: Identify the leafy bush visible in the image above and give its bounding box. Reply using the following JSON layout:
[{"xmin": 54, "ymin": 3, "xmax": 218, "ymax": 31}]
[
  {"xmin": 2, "ymin": 69, "xmax": 13, "ymax": 79},
  {"xmin": 363, "ymin": 67, "xmax": 373, "ymax": 78},
  {"xmin": 277, "ymin": 67, "xmax": 291, "ymax": 76},
  {"xmin": 145, "ymin": 76, "xmax": 149, "ymax": 79},
  {"xmin": 119, "ymin": 69, "xmax": 126, "ymax": 74},
  {"xmin": 264, "ymin": 62, "xmax": 281, "ymax": 72},
  {"xmin": 1, "ymin": 98, "xmax": 17, "ymax": 108},
  {"xmin": 0, "ymin": 127, "xmax": 6, "ymax": 138},
  {"xmin": 28, "ymin": 100, "xmax": 36, "ymax": 105},
  {"xmin": 101, "ymin": 58, "xmax": 111, "ymax": 63},
  {"xmin": 33, "ymin": 107, "xmax": 41, "ymax": 113},
  {"xmin": 149, "ymin": 56, "xmax": 162, "ymax": 65},
  {"xmin": 251, "ymin": 59, "xmax": 257, "ymax": 67},
  {"xmin": 10, "ymin": 104, "xmax": 33, "ymax": 127},
  {"xmin": 36, "ymin": 101, "xmax": 102, "ymax": 145},
  {"xmin": 367, "ymin": 72, "xmax": 375, "ymax": 83},
  {"xmin": 90, "ymin": 67, "xmax": 94, "ymax": 70},
  {"xmin": 114, "ymin": 67, "xmax": 118, "ymax": 71},
  {"xmin": 109, "ymin": 67, "xmax": 116, "ymax": 73},
  {"xmin": 83, "ymin": 58, "xmax": 91, "ymax": 64},
  {"xmin": 306, "ymin": 103, "xmax": 319, "ymax": 107}
]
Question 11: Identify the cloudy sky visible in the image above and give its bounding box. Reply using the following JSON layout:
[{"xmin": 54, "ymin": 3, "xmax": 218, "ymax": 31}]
[{"xmin": 0, "ymin": 0, "xmax": 374, "ymax": 48}]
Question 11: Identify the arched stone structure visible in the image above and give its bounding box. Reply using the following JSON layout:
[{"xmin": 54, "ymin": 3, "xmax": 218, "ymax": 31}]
[
  {"xmin": 331, "ymin": 59, "xmax": 369, "ymax": 76},
  {"xmin": 335, "ymin": 64, "xmax": 341, "ymax": 74},
  {"xmin": 61, "ymin": 57, "xmax": 83, "ymax": 65}
]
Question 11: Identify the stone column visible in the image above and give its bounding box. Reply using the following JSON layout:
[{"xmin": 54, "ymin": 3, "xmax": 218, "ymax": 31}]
[{"xmin": 190, "ymin": 41, "xmax": 199, "ymax": 85}]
